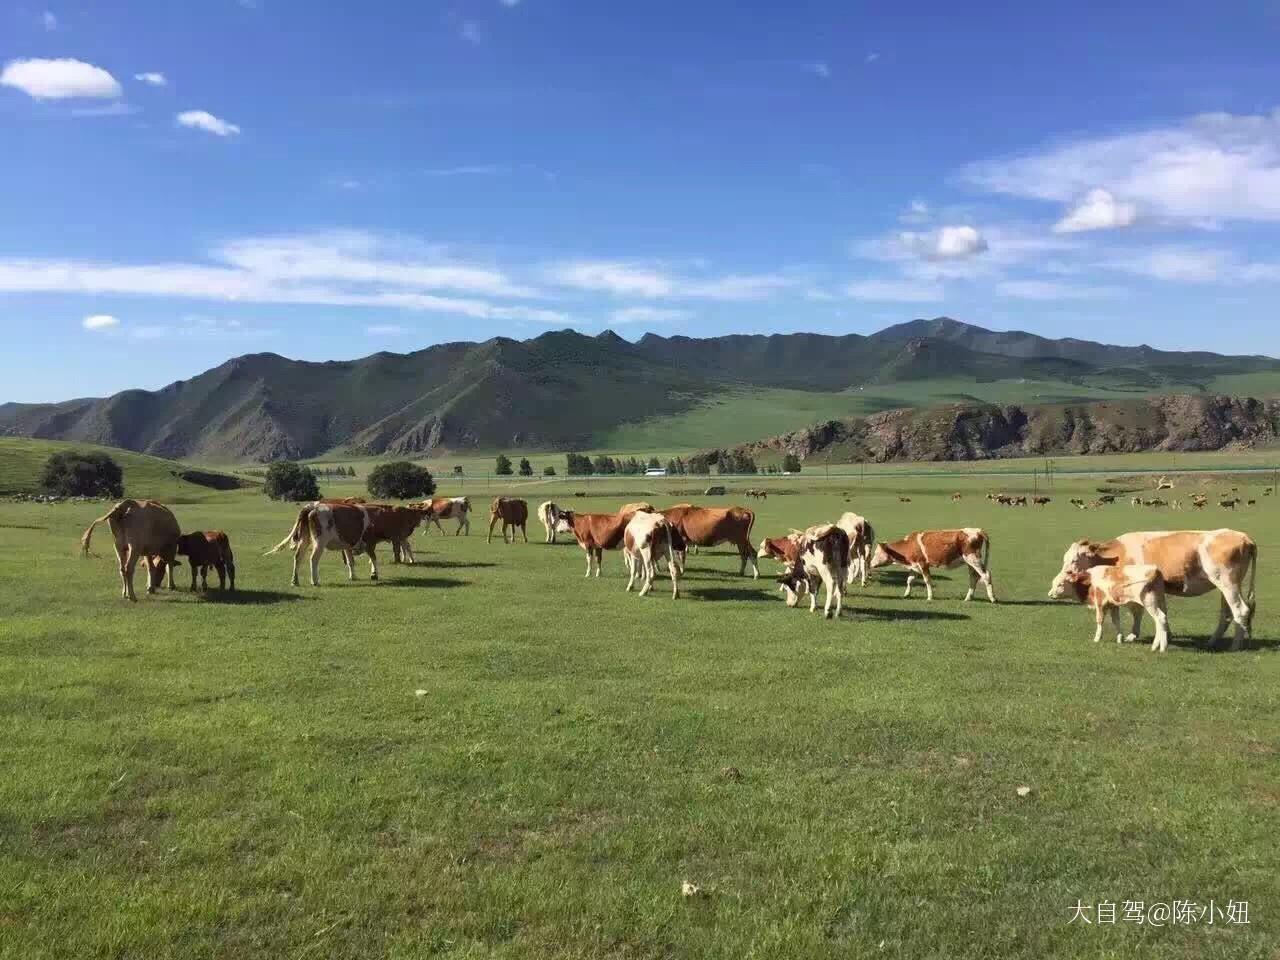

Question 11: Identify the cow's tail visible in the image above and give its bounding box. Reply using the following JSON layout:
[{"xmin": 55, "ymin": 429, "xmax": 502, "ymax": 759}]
[
  {"xmin": 80, "ymin": 499, "xmax": 133, "ymax": 557},
  {"xmin": 1246, "ymin": 539, "xmax": 1258, "ymax": 633},
  {"xmin": 982, "ymin": 531, "xmax": 991, "ymax": 570},
  {"xmin": 265, "ymin": 505, "xmax": 312, "ymax": 555}
]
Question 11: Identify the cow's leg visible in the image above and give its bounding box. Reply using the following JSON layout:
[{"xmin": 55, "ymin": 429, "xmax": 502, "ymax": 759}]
[
  {"xmin": 963, "ymin": 555, "xmax": 995, "ymax": 603},
  {"xmin": 668, "ymin": 547, "xmax": 680, "ymax": 600},
  {"xmin": 1126, "ymin": 606, "xmax": 1143, "ymax": 643},
  {"xmin": 639, "ymin": 550, "xmax": 655, "ymax": 597},
  {"xmin": 520, "ymin": 522, "xmax": 528, "ymax": 544},
  {"xmin": 920, "ymin": 566, "xmax": 934, "ymax": 601},
  {"xmin": 903, "ymin": 571, "xmax": 914, "ymax": 598},
  {"xmin": 114, "ymin": 545, "xmax": 129, "ymax": 600},
  {"xmin": 122, "ymin": 546, "xmax": 139, "ymax": 602},
  {"xmin": 1209, "ymin": 595, "xmax": 1231, "ymax": 649},
  {"xmin": 366, "ymin": 546, "xmax": 380, "ymax": 582},
  {"xmin": 1091, "ymin": 602, "xmax": 1104, "ymax": 643},
  {"xmin": 594, "ymin": 547, "xmax": 603, "ymax": 577},
  {"xmin": 963, "ymin": 563, "xmax": 978, "ymax": 602},
  {"xmin": 1111, "ymin": 606, "xmax": 1124, "ymax": 643},
  {"xmin": 624, "ymin": 549, "xmax": 638, "ymax": 592},
  {"xmin": 309, "ymin": 544, "xmax": 323, "ymax": 587},
  {"xmin": 487, "ymin": 516, "xmax": 500, "ymax": 544},
  {"xmin": 1146, "ymin": 596, "xmax": 1170, "ymax": 653},
  {"xmin": 189, "ymin": 563, "xmax": 199, "ymax": 592},
  {"xmin": 166, "ymin": 558, "xmax": 177, "ymax": 591},
  {"xmin": 582, "ymin": 546, "xmax": 593, "ymax": 578},
  {"xmin": 290, "ymin": 544, "xmax": 303, "ymax": 587},
  {"xmin": 1218, "ymin": 584, "xmax": 1252, "ymax": 651},
  {"xmin": 214, "ymin": 563, "xmax": 226, "ymax": 591},
  {"xmin": 430, "ymin": 517, "xmax": 446, "ymax": 536},
  {"xmin": 402, "ymin": 539, "xmax": 417, "ymax": 565}
]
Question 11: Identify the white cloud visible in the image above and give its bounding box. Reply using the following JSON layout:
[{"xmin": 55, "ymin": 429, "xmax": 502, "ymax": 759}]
[
  {"xmin": 70, "ymin": 102, "xmax": 139, "ymax": 118},
  {"xmin": 423, "ymin": 164, "xmax": 506, "ymax": 177},
  {"xmin": 898, "ymin": 199, "xmax": 930, "ymax": 224},
  {"xmin": 0, "ymin": 58, "xmax": 121, "ymax": 100},
  {"xmin": 845, "ymin": 279, "xmax": 944, "ymax": 302},
  {"xmin": 1053, "ymin": 188, "xmax": 1137, "ymax": 234},
  {"xmin": 995, "ymin": 279, "xmax": 1123, "ymax": 300},
  {"xmin": 964, "ymin": 108, "xmax": 1280, "ymax": 225},
  {"xmin": 177, "ymin": 110, "xmax": 240, "ymax": 136},
  {"xmin": 134, "ymin": 72, "xmax": 167, "ymax": 87},
  {"xmin": 609, "ymin": 306, "xmax": 688, "ymax": 325},
  {"xmin": 1101, "ymin": 247, "xmax": 1229, "ymax": 283},
  {"xmin": 42, "ymin": 11, "xmax": 57, "ymax": 30},
  {"xmin": 894, "ymin": 224, "xmax": 988, "ymax": 261},
  {"xmin": 82, "ymin": 314, "xmax": 119, "ymax": 331},
  {"xmin": 548, "ymin": 261, "xmax": 673, "ymax": 297},
  {"xmin": 803, "ymin": 61, "xmax": 832, "ymax": 79},
  {"xmin": 499, "ymin": 0, "xmax": 521, "ymax": 6}
]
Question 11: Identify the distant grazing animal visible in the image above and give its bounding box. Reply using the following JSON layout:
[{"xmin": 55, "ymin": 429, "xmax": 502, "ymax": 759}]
[
  {"xmin": 1248, "ymin": 500, "xmax": 1257, "ymax": 507},
  {"xmin": 951, "ymin": 493, "xmax": 963, "ymax": 502},
  {"xmin": 1050, "ymin": 529, "xmax": 1257, "ymax": 650},
  {"xmin": 746, "ymin": 489, "xmax": 768, "ymax": 500},
  {"xmin": 776, "ymin": 524, "xmax": 850, "ymax": 619},
  {"xmin": 898, "ymin": 496, "xmax": 912, "ymax": 503},
  {"xmin": 1070, "ymin": 498, "xmax": 1086, "ymax": 509},
  {"xmin": 1012, "ymin": 496, "xmax": 1028, "ymax": 507},
  {"xmin": 1265, "ymin": 488, "xmax": 1273, "ymax": 496},
  {"xmin": 836, "ymin": 511, "xmax": 876, "ymax": 586},
  {"xmin": 487, "ymin": 497, "xmax": 529, "ymax": 544},
  {"xmin": 622, "ymin": 511, "xmax": 681, "ymax": 599},
  {"xmin": 539, "ymin": 501, "xmax": 574, "ymax": 543},
  {"xmin": 1050, "ymin": 564, "xmax": 1172, "ymax": 652},
  {"xmin": 423, "ymin": 496, "xmax": 471, "ymax": 536},
  {"xmin": 1155, "ymin": 477, "xmax": 1174, "ymax": 491},
  {"xmin": 1220, "ymin": 498, "xmax": 1240, "ymax": 510},
  {"xmin": 870, "ymin": 528, "xmax": 994, "ymax": 603},
  {"xmin": 1033, "ymin": 496, "xmax": 1051, "ymax": 506},
  {"xmin": 570, "ymin": 505, "xmax": 653, "ymax": 576},
  {"xmin": 1097, "ymin": 495, "xmax": 1116, "ymax": 504},
  {"xmin": 173, "ymin": 531, "xmax": 236, "ymax": 592},
  {"xmin": 267, "ymin": 501, "xmax": 374, "ymax": 587},
  {"xmin": 660, "ymin": 503, "xmax": 757, "ymax": 578},
  {"xmin": 80, "ymin": 499, "xmax": 181, "ymax": 601},
  {"xmin": 990, "ymin": 494, "xmax": 1015, "ymax": 506}
]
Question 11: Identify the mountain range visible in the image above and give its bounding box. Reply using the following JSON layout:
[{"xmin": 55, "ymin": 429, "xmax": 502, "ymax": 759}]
[{"xmin": 3, "ymin": 318, "xmax": 1279, "ymax": 461}]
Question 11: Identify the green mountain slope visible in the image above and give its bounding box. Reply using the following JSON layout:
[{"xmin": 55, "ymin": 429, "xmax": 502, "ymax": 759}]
[{"xmin": 4, "ymin": 319, "xmax": 1280, "ymax": 461}]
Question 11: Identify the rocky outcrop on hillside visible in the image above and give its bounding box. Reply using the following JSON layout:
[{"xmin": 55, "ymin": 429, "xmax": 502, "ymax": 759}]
[{"xmin": 736, "ymin": 395, "xmax": 1280, "ymax": 463}]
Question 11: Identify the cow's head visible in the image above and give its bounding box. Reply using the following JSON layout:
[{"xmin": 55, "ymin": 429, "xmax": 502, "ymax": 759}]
[
  {"xmin": 1049, "ymin": 540, "xmax": 1104, "ymax": 596},
  {"xmin": 1047, "ymin": 570, "xmax": 1090, "ymax": 601},
  {"xmin": 175, "ymin": 533, "xmax": 200, "ymax": 556},
  {"xmin": 776, "ymin": 563, "xmax": 807, "ymax": 607},
  {"xmin": 869, "ymin": 542, "xmax": 903, "ymax": 569}
]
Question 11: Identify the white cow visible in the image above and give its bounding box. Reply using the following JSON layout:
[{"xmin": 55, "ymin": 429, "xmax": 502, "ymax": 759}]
[
  {"xmin": 538, "ymin": 501, "xmax": 575, "ymax": 543},
  {"xmin": 1049, "ymin": 563, "xmax": 1173, "ymax": 652},
  {"xmin": 622, "ymin": 512, "xmax": 681, "ymax": 599},
  {"xmin": 776, "ymin": 524, "xmax": 850, "ymax": 619},
  {"xmin": 836, "ymin": 511, "xmax": 875, "ymax": 586}
]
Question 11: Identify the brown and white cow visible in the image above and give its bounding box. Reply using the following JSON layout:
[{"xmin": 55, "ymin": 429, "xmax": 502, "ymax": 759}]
[
  {"xmin": 267, "ymin": 501, "xmax": 374, "ymax": 586},
  {"xmin": 869, "ymin": 528, "xmax": 995, "ymax": 602},
  {"xmin": 80, "ymin": 499, "xmax": 181, "ymax": 601},
  {"xmin": 623, "ymin": 511, "xmax": 681, "ymax": 599},
  {"xmin": 836, "ymin": 511, "xmax": 875, "ymax": 587},
  {"xmin": 570, "ymin": 506, "xmax": 652, "ymax": 576},
  {"xmin": 174, "ymin": 530, "xmax": 236, "ymax": 592},
  {"xmin": 487, "ymin": 497, "xmax": 529, "ymax": 544},
  {"xmin": 1049, "ymin": 564, "xmax": 1172, "ymax": 652},
  {"xmin": 661, "ymin": 503, "xmax": 757, "ymax": 578},
  {"xmin": 538, "ymin": 501, "xmax": 575, "ymax": 543},
  {"xmin": 423, "ymin": 496, "xmax": 471, "ymax": 536},
  {"xmin": 352, "ymin": 503, "xmax": 430, "ymax": 568},
  {"xmin": 1049, "ymin": 530, "xmax": 1257, "ymax": 650},
  {"xmin": 776, "ymin": 524, "xmax": 850, "ymax": 619}
]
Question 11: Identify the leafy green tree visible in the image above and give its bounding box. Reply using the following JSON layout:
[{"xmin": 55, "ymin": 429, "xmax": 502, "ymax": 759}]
[
  {"xmin": 647, "ymin": 456, "xmax": 661, "ymax": 469},
  {"xmin": 495, "ymin": 454, "xmax": 514, "ymax": 476},
  {"xmin": 782, "ymin": 453, "xmax": 802, "ymax": 473},
  {"xmin": 566, "ymin": 453, "xmax": 593, "ymax": 476},
  {"xmin": 367, "ymin": 461, "xmax": 436, "ymax": 500},
  {"xmin": 39, "ymin": 451, "xmax": 124, "ymax": 498},
  {"xmin": 543, "ymin": 465, "xmax": 556, "ymax": 476},
  {"xmin": 518, "ymin": 457, "xmax": 534, "ymax": 477},
  {"xmin": 264, "ymin": 462, "xmax": 321, "ymax": 502}
]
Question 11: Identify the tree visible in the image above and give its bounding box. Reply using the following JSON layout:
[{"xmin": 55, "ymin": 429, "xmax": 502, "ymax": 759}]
[
  {"xmin": 39, "ymin": 451, "xmax": 123, "ymax": 498},
  {"xmin": 518, "ymin": 457, "xmax": 533, "ymax": 477},
  {"xmin": 367, "ymin": 461, "xmax": 436, "ymax": 500},
  {"xmin": 647, "ymin": 456, "xmax": 661, "ymax": 469},
  {"xmin": 782, "ymin": 453, "xmax": 802, "ymax": 473},
  {"xmin": 495, "ymin": 454, "xmax": 513, "ymax": 476},
  {"xmin": 453, "ymin": 465, "xmax": 464, "ymax": 476},
  {"xmin": 543, "ymin": 465, "xmax": 556, "ymax": 476},
  {"xmin": 566, "ymin": 453, "xmax": 593, "ymax": 476},
  {"xmin": 264, "ymin": 462, "xmax": 320, "ymax": 502}
]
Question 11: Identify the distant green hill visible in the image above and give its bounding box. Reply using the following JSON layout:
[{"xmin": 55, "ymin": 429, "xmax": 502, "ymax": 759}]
[
  {"xmin": 4, "ymin": 319, "xmax": 1280, "ymax": 461},
  {"xmin": 0, "ymin": 438, "xmax": 253, "ymax": 502}
]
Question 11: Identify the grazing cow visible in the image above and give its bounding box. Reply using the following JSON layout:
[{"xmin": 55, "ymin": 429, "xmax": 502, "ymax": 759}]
[
  {"xmin": 1070, "ymin": 498, "xmax": 1086, "ymax": 509},
  {"xmin": 776, "ymin": 524, "xmax": 850, "ymax": 619},
  {"xmin": 622, "ymin": 511, "xmax": 681, "ymax": 599},
  {"xmin": 1156, "ymin": 477, "xmax": 1174, "ymax": 491},
  {"xmin": 1049, "ymin": 564, "xmax": 1172, "ymax": 652},
  {"xmin": 1248, "ymin": 500, "xmax": 1257, "ymax": 507},
  {"xmin": 570, "ymin": 505, "xmax": 653, "ymax": 576},
  {"xmin": 1220, "ymin": 498, "xmax": 1240, "ymax": 510},
  {"xmin": 538, "ymin": 501, "xmax": 575, "ymax": 543},
  {"xmin": 80, "ymin": 499, "xmax": 181, "ymax": 601},
  {"xmin": 1050, "ymin": 530, "xmax": 1257, "ymax": 650},
  {"xmin": 487, "ymin": 497, "xmax": 529, "ymax": 544},
  {"xmin": 951, "ymin": 493, "xmax": 963, "ymax": 502},
  {"xmin": 423, "ymin": 496, "xmax": 471, "ymax": 536},
  {"xmin": 174, "ymin": 531, "xmax": 236, "ymax": 592},
  {"xmin": 870, "ymin": 528, "xmax": 995, "ymax": 603},
  {"xmin": 1097, "ymin": 495, "xmax": 1117, "ymax": 504},
  {"xmin": 661, "ymin": 503, "xmax": 758, "ymax": 578},
  {"xmin": 1033, "ymin": 496, "xmax": 1051, "ymax": 506},
  {"xmin": 836, "ymin": 511, "xmax": 876, "ymax": 586},
  {"xmin": 757, "ymin": 533, "xmax": 803, "ymax": 567},
  {"xmin": 266, "ymin": 501, "xmax": 373, "ymax": 587},
  {"xmin": 898, "ymin": 496, "xmax": 913, "ymax": 504}
]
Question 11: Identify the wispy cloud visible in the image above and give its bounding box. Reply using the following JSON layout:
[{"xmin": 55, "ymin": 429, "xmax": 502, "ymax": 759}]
[
  {"xmin": 177, "ymin": 110, "xmax": 240, "ymax": 136},
  {"xmin": 82, "ymin": 314, "xmax": 119, "ymax": 331},
  {"xmin": 134, "ymin": 71, "xmax": 167, "ymax": 87},
  {"xmin": 1053, "ymin": 188, "xmax": 1137, "ymax": 234},
  {"xmin": 42, "ymin": 10, "xmax": 57, "ymax": 30},
  {"xmin": 1, "ymin": 58, "xmax": 121, "ymax": 100},
  {"xmin": 845, "ymin": 279, "xmax": 944, "ymax": 302},
  {"xmin": 459, "ymin": 20, "xmax": 483, "ymax": 44},
  {"xmin": 70, "ymin": 102, "xmax": 139, "ymax": 118},
  {"xmin": 865, "ymin": 52, "xmax": 880, "ymax": 63},
  {"xmin": 548, "ymin": 261, "xmax": 673, "ymax": 297},
  {"xmin": 802, "ymin": 61, "xmax": 832, "ymax": 79},
  {"xmin": 423, "ymin": 164, "xmax": 507, "ymax": 177}
]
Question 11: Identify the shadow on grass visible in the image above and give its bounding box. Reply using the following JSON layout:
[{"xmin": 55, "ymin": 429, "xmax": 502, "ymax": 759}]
[
  {"xmin": 851, "ymin": 607, "xmax": 971, "ymax": 623},
  {"xmin": 405, "ymin": 560, "xmax": 498, "ymax": 570},
  {"xmin": 873, "ymin": 571, "xmax": 954, "ymax": 585},
  {"xmin": 0, "ymin": 523, "xmax": 47, "ymax": 531},
  {"xmin": 689, "ymin": 586, "xmax": 772, "ymax": 603},
  {"xmin": 378, "ymin": 577, "xmax": 469, "ymax": 589},
  {"xmin": 1168, "ymin": 635, "xmax": 1280, "ymax": 654},
  {"xmin": 998, "ymin": 599, "xmax": 1062, "ymax": 607},
  {"xmin": 199, "ymin": 589, "xmax": 308, "ymax": 605}
]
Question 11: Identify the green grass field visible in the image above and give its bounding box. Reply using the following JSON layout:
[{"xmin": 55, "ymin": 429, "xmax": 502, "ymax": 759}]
[{"xmin": 3, "ymin": 459, "xmax": 1279, "ymax": 958}]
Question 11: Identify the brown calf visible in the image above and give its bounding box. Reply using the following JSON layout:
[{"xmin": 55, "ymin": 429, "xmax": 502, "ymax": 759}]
[
  {"xmin": 174, "ymin": 531, "xmax": 236, "ymax": 591},
  {"xmin": 487, "ymin": 497, "xmax": 529, "ymax": 544}
]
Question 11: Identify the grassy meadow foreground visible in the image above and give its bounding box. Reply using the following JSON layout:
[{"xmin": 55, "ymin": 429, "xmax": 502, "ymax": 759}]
[{"xmin": 2, "ymin": 464, "xmax": 1279, "ymax": 958}]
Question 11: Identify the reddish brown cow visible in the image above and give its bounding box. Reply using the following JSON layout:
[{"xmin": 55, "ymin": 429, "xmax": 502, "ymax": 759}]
[
  {"xmin": 757, "ymin": 534, "xmax": 802, "ymax": 566},
  {"xmin": 423, "ymin": 496, "xmax": 471, "ymax": 536},
  {"xmin": 487, "ymin": 497, "xmax": 529, "ymax": 544},
  {"xmin": 570, "ymin": 510, "xmax": 637, "ymax": 576},
  {"xmin": 353, "ymin": 503, "xmax": 431, "ymax": 568},
  {"xmin": 869, "ymin": 528, "xmax": 994, "ymax": 602},
  {"xmin": 174, "ymin": 531, "xmax": 236, "ymax": 591},
  {"xmin": 661, "ymin": 504, "xmax": 757, "ymax": 578}
]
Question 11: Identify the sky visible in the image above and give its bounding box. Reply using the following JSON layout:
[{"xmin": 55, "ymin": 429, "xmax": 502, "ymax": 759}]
[{"xmin": 3, "ymin": 1, "xmax": 1280, "ymax": 402}]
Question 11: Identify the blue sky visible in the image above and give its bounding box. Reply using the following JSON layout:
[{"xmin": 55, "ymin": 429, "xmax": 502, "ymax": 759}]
[{"xmin": 3, "ymin": 1, "xmax": 1280, "ymax": 402}]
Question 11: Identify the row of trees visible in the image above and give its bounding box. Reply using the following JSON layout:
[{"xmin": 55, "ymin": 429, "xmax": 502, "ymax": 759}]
[
  {"xmin": 263, "ymin": 460, "xmax": 438, "ymax": 502},
  {"xmin": 562, "ymin": 450, "xmax": 799, "ymax": 476}
]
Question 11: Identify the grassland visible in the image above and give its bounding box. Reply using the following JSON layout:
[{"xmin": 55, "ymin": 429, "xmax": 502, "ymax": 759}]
[{"xmin": 2, "ymin": 451, "xmax": 1279, "ymax": 958}]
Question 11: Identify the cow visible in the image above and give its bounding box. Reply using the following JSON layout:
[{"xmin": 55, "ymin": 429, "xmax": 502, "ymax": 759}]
[
  {"xmin": 622, "ymin": 511, "xmax": 681, "ymax": 599},
  {"xmin": 570, "ymin": 505, "xmax": 654, "ymax": 576},
  {"xmin": 757, "ymin": 533, "xmax": 803, "ymax": 566},
  {"xmin": 423, "ymin": 497, "xmax": 471, "ymax": 536},
  {"xmin": 898, "ymin": 496, "xmax": 913, "ymax": 504},
  {"xmin": 1049, "ymin": 530, "xmax": 1257, "ymax": 650},
  {"xmin": 1097, "ymin": 495, "xmax": 1117, "ymax": 504},
  {"xmin": 776, "ymin": 524, "xmax": 850, "ymax": 619},
  {"xmin": 1156, "ymin": 477, "xmax": 1174, "ymax": 491},
  {"xmin": 266, "ymin": 501, "xmax": 374, "ymax": 587},
  {"xmin": 1220, "ymin": 498, "xmax": 1240, "ymax": 510},
  {"xmin": 351, "ymin": 503, "xmax": 430, "ymax": 568},
  {"xmin": 870, "ymin": 528, "xmax": 995, "ymax": 603},
  {"xmin": 487, "ymin": 497, "xmax": 529, "ymax": 544},
  {"xmin": 1070, "ymin": 498, "xmax": 1086, "ymax": 509},
  {"xmin": 1033, "ymin": 496, "xmax": 1051, "ymax": 506},
  {"xmin": 1049, "ymin": 564, "xmax": 1172, "ymax": 652},
  {"xmin": 80, "ymin": 499, "xmax": 181, "ymax": 601},
  {"xmin": 538, "ymin": 501, "xmax": 575, "ymax": 544},
  {"xmin": 836, "ymin": 511, "xmax": 875, "ymax": 587},
  {"xmin": 951, "ymin": 493, "xmax": 963, "ymax": 502},
  {"xmin": 173, "ymin": 531, "xmax": 236, "ymax": 592},
  {"xmin": 660, "ymin": 503, "xmax": 757, "ymax": 578}
]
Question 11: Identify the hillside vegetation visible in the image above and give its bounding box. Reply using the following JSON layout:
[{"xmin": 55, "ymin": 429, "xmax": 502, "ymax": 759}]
[{"xmin": 4, "ymin": 318, "xmax": 1280, "ymax": 461}]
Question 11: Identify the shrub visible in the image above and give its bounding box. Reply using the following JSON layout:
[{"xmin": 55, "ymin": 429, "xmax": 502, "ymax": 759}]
[
  {"xmin": 782, "ymin": 453, "xmax": 802, "ymax": 473},
  {"xmin": 495, "ymin": 454, "xmax": 513, "ymax": 476},
  {"xmin": 263, "ymin": 462, "xmax": 321, "ymax": 502},
  {"xmin": 566, "ymin": 453, "xmax": 593, "ymax": 476},
  {"xmin": 367, "ymin": 461, "xmax": 436, "ymax": 500},
  {"xmin": 543, "ymin": 465, "xmax": 556, "ymax": 476},
  {"xmin": 518, "ymin": 457, "xmax": 533, "ymax": 477},
  {"xmin": 39, "ymin": 451, "xmax": 123, "ymax": 498}
]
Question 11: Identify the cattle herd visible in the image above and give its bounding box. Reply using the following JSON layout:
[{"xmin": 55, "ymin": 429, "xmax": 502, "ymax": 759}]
[{"xmin": 77, "ymin": 489, "xmax": 1260, "ymax": 652}]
